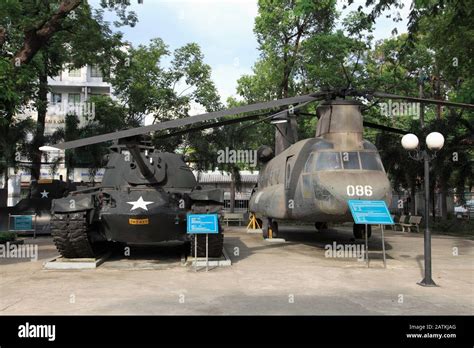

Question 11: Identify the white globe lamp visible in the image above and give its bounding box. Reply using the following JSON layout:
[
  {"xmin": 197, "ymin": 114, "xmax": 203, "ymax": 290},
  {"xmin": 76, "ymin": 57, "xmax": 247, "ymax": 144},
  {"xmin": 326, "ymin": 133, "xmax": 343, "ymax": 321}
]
[
  {"xmin": 401, "ymin": 133, "xmax": 419, "ymax": 150},
  {"xmin": 426, "ymin": 132, "xmax": 445, "ymax": 151}
]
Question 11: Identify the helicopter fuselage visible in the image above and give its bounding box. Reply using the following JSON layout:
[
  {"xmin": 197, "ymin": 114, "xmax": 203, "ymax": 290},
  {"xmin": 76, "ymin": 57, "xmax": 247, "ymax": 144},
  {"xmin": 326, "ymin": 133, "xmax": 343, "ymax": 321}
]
[
  {"xmin": 249, "ymin": 99, "xmax": 392, "ymax": 224},
  {"xmin": 249, "ymin": 137, "xmax": 392, "ymax": 222}
]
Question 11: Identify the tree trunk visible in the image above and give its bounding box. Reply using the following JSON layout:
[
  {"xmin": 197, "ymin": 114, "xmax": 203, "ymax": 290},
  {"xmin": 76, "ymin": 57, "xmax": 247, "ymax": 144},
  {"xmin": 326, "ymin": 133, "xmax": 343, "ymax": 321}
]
[
  {"xmin": 31, "ymin": 59, "xmax": 49, "ymax": 180},
  {"xmin": 410, "ymin": 182, "xmax": 416, "ymax": 215},
  {"xmin": 230, "ymin": 172, "xmax": 235, "ymax": 213},
  {"xmin": 419, "ymin": 83, "xmax": 424, "ymax": 127},
  {"xmin": 440, "ymin": 180, "xmax": 448, "ymax": 220},
  {"xmin": 434, "ymin": 68, "xmax": 442, "ymax": 119},
  {"xmin": 13, "ymin": 0, "xmax": 82, "ymax": 65},
  {"xmin": 3, "ymin": 170, "xmax": 8, "ymax": 190}
]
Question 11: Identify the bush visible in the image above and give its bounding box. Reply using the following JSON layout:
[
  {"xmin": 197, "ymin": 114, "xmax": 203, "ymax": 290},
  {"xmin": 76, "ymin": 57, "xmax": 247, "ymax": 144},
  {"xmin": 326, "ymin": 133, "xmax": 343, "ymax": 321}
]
[
  {"xmin": 0, "ymin": 231, "xmax": 17, "ymax": 243},
  {"xmin": 431, "ymin": 219, "xmax": 474, "ymax": 235}
]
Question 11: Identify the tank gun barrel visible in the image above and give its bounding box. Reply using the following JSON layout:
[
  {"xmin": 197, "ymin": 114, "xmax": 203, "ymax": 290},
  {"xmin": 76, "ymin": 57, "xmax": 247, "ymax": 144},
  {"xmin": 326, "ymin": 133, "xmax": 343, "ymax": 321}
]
[{"xmin": 125, "ymin": 143, "xmax": 154, "ymax": 179}]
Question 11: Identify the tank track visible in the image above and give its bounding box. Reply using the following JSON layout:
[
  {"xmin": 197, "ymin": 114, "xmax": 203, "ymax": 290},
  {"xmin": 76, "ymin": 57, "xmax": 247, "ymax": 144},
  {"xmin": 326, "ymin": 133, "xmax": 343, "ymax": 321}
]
[{"xmin": 50, "ymin": 212, "xmax": 95, "ymax": 258}]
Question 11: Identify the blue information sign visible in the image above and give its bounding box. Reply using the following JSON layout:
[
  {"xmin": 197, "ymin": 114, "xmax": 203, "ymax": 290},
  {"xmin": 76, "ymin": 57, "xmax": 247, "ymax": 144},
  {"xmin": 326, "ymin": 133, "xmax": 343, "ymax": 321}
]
[
  {"xmin": 187, "ymin": 214, "xmax": 219, "ymax": 234},
  {"xmin": 348, "ymin": 200, "xmax": 394, "ymax": 225},
  {"xmin": 14, "ymin": 215, "xmax": 33, "ymax": 230}
]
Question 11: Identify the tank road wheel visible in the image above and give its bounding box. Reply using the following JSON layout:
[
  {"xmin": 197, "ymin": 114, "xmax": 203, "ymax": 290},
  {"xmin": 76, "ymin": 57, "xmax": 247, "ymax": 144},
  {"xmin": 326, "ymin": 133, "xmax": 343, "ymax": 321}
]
[
  {"xmin": 51, "ymin": 212, "xmax": 95, "ymax": 258},
  {"xmin": 190, "ymin": 233, "xmax": 224, "ymax": 258},
  {"xmin": 353, "ymin": 224, "xmax": 372, "ymax": 239}
]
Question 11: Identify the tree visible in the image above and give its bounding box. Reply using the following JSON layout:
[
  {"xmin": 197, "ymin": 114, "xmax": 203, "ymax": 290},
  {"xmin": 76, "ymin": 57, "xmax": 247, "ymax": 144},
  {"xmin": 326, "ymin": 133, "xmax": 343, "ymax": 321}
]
[
  {"xmin": 50, "ymin": 95, "xmax": 136, "ymax": 181},
  {"xmin": 109, "ymin": 38, "xmax": 221, "ymax": 152},
  {"xmin": 244, "ymin": 0, "xmax": 337, "ymax": 153},
  {"xmin": 0, "ymin": 118, "xmax": 35, "ymax": 188},
  {"xmin": 0, "ymin": 0, "xmax": 136, "ymax": 185},
  {"xmin": 235, "ymin": 0, "xmax": 473, "ymax": 222}
]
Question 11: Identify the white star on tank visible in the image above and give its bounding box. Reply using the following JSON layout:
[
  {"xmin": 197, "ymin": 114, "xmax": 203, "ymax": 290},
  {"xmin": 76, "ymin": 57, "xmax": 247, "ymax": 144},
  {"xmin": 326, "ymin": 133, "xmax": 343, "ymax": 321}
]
[{"xmin": 126, "ymin": 196, "xmax": 154, "ymax": 211}]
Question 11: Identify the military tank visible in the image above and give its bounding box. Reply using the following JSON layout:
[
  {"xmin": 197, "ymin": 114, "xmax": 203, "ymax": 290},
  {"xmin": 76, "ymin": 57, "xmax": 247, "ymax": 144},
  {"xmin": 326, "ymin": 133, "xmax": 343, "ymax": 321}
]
[{"xmin": 49, "ymin": 137, "xmax": 224, "ymax": 258}]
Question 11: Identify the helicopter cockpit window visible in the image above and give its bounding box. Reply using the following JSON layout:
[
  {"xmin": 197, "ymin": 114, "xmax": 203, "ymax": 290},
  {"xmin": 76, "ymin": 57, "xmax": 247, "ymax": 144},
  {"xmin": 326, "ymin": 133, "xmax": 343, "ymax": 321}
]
[
  {"xmin": 315, "ymin": 152, "xmax": 342, "ymax": 171},
  {"xmin": 341, "ymin": 152, "xmax": 360, "ymax": 170},
  {"xmin": 360, "ymin": 152, "xmax": 384, "ymax": 171},
  {"xmin": 304, "ymin": 153, "xmax": 314, "ymax": 173}
]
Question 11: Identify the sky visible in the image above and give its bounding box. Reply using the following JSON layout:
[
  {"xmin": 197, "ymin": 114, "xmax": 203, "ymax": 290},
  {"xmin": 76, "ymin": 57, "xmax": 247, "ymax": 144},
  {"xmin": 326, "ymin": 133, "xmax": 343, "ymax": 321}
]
[{"xmin": 90, "ymin": 0, "xmax": 411, "ymax": 104}]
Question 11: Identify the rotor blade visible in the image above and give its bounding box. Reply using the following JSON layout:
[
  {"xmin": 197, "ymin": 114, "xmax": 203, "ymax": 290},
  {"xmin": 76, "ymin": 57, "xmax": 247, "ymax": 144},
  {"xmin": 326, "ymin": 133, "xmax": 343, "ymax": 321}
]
[
  {"xmin": 297, "ymin": 112, "xmax": 409, "ymax": 135},
  {"xmin": 45, "ymin": 94, "xmax": 321, "ymax": 150},
  {"xmin": 155, "ymin": 112, "xmax": 270, "ymax": 139},
  {"xmin": 372, "ymin": 92, "xmax": 474, "ymax": 109},
  {"xmin": 363, "ymin": 121, "xmax": 408, "ymax": 135},
  {"xmin": 237, "ymin": 99, "xmax": 322, "ymax": 132}
]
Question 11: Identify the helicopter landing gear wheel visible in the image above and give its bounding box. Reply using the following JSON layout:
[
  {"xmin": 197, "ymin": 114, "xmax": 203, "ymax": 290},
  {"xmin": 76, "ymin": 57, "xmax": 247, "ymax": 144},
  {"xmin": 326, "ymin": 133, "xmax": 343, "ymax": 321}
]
[
  {"xmin": 315, "ymin": 222, "xmax": 328, "ymax": 231},
  {"xmin": 271, "ymin": 220, "xmax": 278, "ymax": 238},
  {"xmin": 353, "ymin": 224, "xmax": 372, "ymax": 239},
  {"xmin": 262, "ymin": 218, "xmax": 277, "ymax": 239},
  {"xmin": 262, "ymin": 219, "xmax": 269, "ymax": 239}
]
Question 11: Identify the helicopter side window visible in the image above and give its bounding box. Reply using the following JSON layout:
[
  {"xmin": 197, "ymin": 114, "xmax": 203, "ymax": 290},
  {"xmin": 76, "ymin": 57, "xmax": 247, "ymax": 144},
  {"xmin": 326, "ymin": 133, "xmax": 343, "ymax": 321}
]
[
  {"xmin": 315, "ymin": 152, "xmax": 342, "ymax": 171},
  {"xmin": 341, "ymin": 152, "xmax": 360, "ymax": 170},
  {"xmin": 360, "ymin": 152, "xmax": 384, "ymax": 171}
]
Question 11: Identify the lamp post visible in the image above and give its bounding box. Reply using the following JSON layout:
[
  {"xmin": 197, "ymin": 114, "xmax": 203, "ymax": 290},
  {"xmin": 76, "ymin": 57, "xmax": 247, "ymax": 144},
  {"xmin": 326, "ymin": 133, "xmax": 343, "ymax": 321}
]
[{"xmin": 401, "ymin": 131, "xmax": 444, "ymax": 287}]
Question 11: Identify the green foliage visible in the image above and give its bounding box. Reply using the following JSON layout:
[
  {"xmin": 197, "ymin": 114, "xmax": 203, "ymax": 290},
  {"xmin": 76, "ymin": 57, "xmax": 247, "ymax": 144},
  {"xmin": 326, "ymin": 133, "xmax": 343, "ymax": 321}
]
[
  {"xmin": 51, "ymin": 95, "xmax": 134, "ymax": 172},
  {"xmin": 111, "ymin": 39, "xmax": 221, "ymax": 132},
  {"xmin": 0, "ymin": 117, "xmax": 35, "ymax": 179},
  {"xmin": 233, "ymin": 0, "xmax": 473, "ymax": 221},
  {"xmin": 108, "ymin": 38, "xmax": 221, "ymax": 153},
  {"xmin": 0, "ymin": 0, "xmax": 136, "ymax": 180},
  {"xmin": 0, "ymin": 231, "xmax": 16, "ymax": 244},
  {"xmin": 431, "ymin": 219, "xmax": 474, "ymax": 236}
]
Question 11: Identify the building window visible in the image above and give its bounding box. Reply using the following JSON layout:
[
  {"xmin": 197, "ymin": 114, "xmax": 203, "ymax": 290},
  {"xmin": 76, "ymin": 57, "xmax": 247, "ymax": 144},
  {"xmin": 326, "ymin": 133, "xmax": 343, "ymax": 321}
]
[
  {"xmin": 68, "ymin": 68, "xmax": 81, "ymax": 77},
  {"xmin": 90, "ymin": 65, "xmax": 102, "ymax": 78},
  {"xmin": 68, "ymin": 93, "xmax": 81, "ymax": 105},
  {"xmin": 51, "ymin": 93, "xmax": 62, "ymax": 104}
]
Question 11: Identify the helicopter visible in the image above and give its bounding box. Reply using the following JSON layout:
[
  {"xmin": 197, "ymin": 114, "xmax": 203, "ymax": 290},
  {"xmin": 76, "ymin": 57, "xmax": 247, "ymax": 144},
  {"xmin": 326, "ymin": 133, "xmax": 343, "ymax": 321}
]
[
  {"xmin": 41, "ymin": 88, "xmax": 473, "ymax": 256},
  {"xmin": 154, "ymin": 87, "xmax": 473, "ymax": 239},
  {"xmin": 250, "ymin": 96, "xmax": 397, "ymax": 239}
]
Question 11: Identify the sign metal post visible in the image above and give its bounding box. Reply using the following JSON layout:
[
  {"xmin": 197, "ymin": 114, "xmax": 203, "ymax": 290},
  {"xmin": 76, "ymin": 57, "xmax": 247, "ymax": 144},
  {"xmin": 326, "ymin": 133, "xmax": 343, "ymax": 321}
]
[
  {"xmin": 348, "ymin": 200, "xmax": 394, "ymax": 268},
  {"xmin": 381, "ymin": 224, "xmax": 386, "ymax": 268},
  {"xmin": 365, "ymin": 224, "xmax": 369, "ymax": 267},
  {"xmin": 187, "ymin": 214, "xmax": 219, "ymax": 272},
  {"xmin": 206, "ymin": 233, "xmax": 209, "ymax": 272},
  {"xmin": 194, "ymin": 234, "xmax": 197, "ymax": 272}
]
